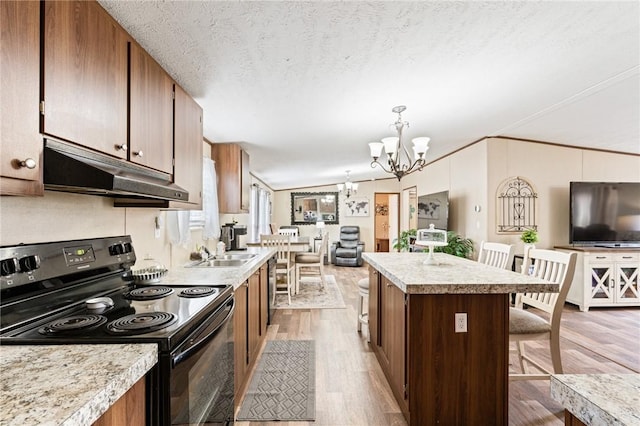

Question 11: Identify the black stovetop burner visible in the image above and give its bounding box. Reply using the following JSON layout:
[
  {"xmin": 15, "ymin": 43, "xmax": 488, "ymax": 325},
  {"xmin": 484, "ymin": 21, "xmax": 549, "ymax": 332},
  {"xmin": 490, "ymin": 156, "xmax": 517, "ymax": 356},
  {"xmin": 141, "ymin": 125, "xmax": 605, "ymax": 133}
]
[
  {"xmin": 125, "ymin": 286, "xmax": 174, "ymax": 300},
  {"xmin": 39, "ymin": 314, "xmax": 108, "ymax": 335},
  {"xmin": 106, "ymin": 312, "xmax": 177, "ymax": 335},
  {"xmin": 178, "ymin": 286, "xmax": 218, "ymax": 298}
]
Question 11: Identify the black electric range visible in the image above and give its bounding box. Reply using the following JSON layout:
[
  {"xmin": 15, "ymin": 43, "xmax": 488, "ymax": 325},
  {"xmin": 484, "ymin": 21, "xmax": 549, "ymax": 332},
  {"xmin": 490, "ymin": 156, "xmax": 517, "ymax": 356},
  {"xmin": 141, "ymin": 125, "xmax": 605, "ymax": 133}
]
[{"xmin": 0, "ymin": 235, "xmax": 235, "ymax": 425}]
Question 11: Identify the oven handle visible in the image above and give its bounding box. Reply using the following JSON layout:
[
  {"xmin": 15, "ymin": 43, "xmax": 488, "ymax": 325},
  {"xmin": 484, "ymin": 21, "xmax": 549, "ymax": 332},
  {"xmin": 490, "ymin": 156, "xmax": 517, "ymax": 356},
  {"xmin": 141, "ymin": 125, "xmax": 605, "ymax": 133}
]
[{"xmin": 171, "ymin": 296, "xmax": 235, "ymax": 367}]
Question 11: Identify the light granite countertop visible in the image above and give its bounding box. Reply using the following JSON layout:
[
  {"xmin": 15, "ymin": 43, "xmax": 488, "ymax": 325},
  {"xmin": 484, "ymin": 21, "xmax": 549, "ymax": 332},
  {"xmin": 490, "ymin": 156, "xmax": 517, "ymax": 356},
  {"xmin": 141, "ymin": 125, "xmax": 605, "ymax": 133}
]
[
  {"xmin": 0, "ymin": 344, "xmax": 157, "ymax": 426},
  {"xmin": 363, "ymin": 252, "xmax": 557, "ymax": 294},
  {"xmin": 551, "ymin": 374, "xmax": 640, "ymax": 425},
  {"xmin": 161, "ymin": 247, "xmax": 275, "ymax": 289}
]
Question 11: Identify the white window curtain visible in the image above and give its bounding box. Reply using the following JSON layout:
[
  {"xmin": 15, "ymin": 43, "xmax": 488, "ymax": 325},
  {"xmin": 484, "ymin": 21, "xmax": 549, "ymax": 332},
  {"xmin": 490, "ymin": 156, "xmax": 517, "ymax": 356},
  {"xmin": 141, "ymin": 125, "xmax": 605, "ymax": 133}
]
[
  {"xmin": 200, "ymin": 158, "xmax": 220, "ymax": 240},
  {"xmin": 249, "ymin": 185, "xmax": 271, "ymax": 242},
  {"xmin": 167, "ymin": 157, "xmax": 220, "ymax": 247}
]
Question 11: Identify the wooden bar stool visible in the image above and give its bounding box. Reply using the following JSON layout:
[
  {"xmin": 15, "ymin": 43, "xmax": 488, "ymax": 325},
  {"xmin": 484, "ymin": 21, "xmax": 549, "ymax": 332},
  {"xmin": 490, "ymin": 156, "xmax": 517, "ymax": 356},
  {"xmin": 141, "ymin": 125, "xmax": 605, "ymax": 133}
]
[{"xmin": 357, "ymin": 278, "xmax": 369, "ymax": 341}]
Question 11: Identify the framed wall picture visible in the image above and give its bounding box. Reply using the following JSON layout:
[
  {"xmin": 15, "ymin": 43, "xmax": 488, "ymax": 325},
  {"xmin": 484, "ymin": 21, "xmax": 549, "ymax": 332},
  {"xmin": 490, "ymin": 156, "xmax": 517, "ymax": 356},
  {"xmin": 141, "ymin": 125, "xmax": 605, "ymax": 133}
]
[
  {"xmin": 291, "ymin": 192, "xmax": 339, "ymax": 225},
  {"xmin": 345, "ymin": 197, "xmax": 370, "ymax": 217}
]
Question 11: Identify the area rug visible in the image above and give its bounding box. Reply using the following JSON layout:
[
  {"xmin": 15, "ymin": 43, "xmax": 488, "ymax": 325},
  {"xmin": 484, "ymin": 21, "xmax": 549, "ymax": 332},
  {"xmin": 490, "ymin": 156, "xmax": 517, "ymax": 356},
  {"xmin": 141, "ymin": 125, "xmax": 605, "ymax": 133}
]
[
  {"xmin": 274, "ymin": 274, "xmax": 346, "ymax": 309},
  {"xmin": 237, "ymin": 340, "xmax": 316, "ymax": 421}
]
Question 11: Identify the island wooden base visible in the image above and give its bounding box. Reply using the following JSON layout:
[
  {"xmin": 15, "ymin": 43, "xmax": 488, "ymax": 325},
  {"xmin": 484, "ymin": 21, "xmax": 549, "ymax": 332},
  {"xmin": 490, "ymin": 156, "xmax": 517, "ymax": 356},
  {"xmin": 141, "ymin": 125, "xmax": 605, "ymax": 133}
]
[
  {"xmin": 92, "ymin": 377, "xmax": 145, "ymax": 426},
  {"xmin": 564, "ymin": 411, "xmax": 587, "ymax": 426},
  {"xmin": 369, "ymin": 269, "xmax": 509, "ymax": 425}
]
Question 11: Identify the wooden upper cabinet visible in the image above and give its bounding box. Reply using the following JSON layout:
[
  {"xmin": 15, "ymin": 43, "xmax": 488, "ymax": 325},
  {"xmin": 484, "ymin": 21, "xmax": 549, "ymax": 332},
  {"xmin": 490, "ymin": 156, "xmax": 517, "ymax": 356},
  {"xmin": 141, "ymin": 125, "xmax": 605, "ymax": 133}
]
[
  {"xmin": 43, "ymin": 0, "xmax": 128, "ymax": 158},
  {"xmin": 129, "ymin": 43, "xmax": 173, "ymax": 173},
  {"xmin": 0, "ymin": 0, "xmax": 43, "ymax": 196},
  {"xmin": 211, "ymin": 143, "xmax": 250, "ymax": 213},
  {"xmin": 174, "ymin": 85, "xmax": 203, "ymax": 207}
]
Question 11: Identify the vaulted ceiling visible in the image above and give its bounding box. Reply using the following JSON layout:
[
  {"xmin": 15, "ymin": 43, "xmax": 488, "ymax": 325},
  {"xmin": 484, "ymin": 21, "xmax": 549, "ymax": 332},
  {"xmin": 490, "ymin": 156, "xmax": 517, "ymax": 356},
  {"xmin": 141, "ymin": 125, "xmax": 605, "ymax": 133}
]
[{"xmin": 99, "ymin": 1, "xmax": 639, "ymax": 190}]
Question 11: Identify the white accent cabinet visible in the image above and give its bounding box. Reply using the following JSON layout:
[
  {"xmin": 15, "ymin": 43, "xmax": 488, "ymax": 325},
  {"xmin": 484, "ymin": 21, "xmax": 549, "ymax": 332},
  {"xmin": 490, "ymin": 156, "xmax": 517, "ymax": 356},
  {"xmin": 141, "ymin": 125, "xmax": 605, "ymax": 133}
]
[{"xmin": 556, "ymin": 247, "xmax": 640, "ymax": 312}]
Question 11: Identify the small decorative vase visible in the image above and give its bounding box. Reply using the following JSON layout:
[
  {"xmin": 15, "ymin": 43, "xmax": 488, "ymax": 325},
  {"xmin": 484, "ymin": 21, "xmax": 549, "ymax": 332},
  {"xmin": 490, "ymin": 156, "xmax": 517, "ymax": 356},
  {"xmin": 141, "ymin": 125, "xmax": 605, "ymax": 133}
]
[{"xmin": 523, "ymin": 243, "xmax": 536, "ymax": 257}]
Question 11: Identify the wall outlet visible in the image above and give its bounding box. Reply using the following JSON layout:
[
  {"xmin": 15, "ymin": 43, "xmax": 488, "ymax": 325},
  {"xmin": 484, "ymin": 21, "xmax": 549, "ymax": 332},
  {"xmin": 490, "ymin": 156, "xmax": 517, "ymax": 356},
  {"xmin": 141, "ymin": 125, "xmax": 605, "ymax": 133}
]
[{"xmin": 455, "ymin": 313, "xmax": 467, "ymax": 333}]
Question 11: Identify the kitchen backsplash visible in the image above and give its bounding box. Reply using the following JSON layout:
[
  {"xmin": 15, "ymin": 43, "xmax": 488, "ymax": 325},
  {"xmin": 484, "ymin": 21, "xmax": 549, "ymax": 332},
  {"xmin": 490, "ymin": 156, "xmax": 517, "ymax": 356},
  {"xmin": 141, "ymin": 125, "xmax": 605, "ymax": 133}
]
[{"xmin": 0, "ymin": 191, "xmax": 218, "ymax": 270}]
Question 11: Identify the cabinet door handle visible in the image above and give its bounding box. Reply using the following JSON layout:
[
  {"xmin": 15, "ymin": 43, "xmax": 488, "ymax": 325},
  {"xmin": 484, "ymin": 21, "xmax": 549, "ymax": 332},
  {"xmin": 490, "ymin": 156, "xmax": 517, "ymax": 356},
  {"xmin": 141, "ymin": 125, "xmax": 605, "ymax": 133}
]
[
  {"xmin": 595, "ymin": 256, "xmax": 606, "ymax": 259},
  {"xmin": 115, "ymin": 144, "xmax": 127, "ymax": 152},
  {"xmin": 621, "ymin": 256, "xmax": 632, "ymax": 259},
  {"xmin": 133, "ymin": 151, "xmax": 144, "ymax": 158},
  {"xmin": 18, "ymin": 158, "xmax": 37, "ymax": 169}
]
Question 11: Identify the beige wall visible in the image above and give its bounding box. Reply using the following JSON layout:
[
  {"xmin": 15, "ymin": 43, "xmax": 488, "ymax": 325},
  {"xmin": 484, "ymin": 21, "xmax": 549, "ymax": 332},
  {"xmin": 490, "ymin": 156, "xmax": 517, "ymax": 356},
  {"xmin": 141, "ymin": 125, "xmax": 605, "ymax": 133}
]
[{"xmin": 397, "ymin": 137, "xmax": 640, "ymax": 256}]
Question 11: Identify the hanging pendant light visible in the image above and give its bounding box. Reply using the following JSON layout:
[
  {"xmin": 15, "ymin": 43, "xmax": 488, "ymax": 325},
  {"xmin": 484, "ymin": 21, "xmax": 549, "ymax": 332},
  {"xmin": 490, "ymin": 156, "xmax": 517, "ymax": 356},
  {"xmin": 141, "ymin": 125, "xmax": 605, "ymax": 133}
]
[
  {"xmin": 368, "ymin": 105, "xmax": 430, "ymax": 180},
  {"xmin": 337, "ymin": 170, "xmax": 358, "ymax": 198}
]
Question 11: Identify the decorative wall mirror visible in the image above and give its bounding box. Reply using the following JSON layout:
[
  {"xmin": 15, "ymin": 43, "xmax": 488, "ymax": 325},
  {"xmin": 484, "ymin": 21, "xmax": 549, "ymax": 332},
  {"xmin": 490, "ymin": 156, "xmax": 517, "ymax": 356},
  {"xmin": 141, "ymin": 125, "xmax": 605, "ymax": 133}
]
[
  {"xmin": 401, "ymin": 186, "xmax": 418, "ymax": 230},
  {"xmin": 290, "ymin": 192, "xmax": 340, "ymax": 225}
]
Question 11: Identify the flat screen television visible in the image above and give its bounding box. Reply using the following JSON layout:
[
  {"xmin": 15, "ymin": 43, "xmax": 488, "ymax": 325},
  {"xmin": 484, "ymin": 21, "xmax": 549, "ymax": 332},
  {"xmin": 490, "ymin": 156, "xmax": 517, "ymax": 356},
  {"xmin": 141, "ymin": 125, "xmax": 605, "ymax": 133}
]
[
  {"xmin": 417, "ymin": 190, "xmax": 449, "ymax": 230},
  {"xmin": 570, "ymin": 182, "xmax": 640, "ymax": 247}
]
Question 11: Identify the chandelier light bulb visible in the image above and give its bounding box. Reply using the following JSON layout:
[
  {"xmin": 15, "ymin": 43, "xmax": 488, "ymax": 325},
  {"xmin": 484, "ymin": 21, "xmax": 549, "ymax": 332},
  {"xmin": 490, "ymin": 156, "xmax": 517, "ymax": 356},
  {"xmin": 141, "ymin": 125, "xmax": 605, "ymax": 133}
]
[
  {"xmin": 369, "ymin": 142, "xmax": 384, "ymax": 159},
  {"xmin": 381, "ymin": 137, "xmax": 399, "ymax": 155}
]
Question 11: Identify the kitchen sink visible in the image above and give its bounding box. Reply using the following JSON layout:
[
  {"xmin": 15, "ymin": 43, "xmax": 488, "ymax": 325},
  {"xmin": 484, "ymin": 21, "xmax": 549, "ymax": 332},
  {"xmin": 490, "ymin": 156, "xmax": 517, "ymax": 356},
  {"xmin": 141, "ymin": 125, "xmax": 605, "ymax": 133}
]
[
  {"xmin": 216, "ymin": 253, "xmax": 257, "ymax": 260},
  {"xmin": 186, "ymin": 252, "xmax": 257, "ymax": 268},
  {"xmin": 198, "ymin": 259, "xmax": 248, "ymax": 267}
]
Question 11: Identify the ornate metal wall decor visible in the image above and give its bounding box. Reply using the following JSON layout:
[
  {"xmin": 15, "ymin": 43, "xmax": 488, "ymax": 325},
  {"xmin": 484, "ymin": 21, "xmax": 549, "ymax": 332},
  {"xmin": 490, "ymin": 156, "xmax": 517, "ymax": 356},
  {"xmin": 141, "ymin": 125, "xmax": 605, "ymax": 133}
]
[{"xmin": 497, "ymin": 176, "xmax": 538, "ymax": 232}]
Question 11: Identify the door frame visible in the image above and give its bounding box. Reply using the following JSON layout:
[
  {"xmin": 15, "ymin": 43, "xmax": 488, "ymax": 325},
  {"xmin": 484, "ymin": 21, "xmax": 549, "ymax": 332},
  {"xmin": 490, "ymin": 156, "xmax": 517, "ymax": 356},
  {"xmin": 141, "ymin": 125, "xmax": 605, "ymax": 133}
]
[{"xmin": 374, "ymin": 192, "xmax": 400, "ymax": 252}]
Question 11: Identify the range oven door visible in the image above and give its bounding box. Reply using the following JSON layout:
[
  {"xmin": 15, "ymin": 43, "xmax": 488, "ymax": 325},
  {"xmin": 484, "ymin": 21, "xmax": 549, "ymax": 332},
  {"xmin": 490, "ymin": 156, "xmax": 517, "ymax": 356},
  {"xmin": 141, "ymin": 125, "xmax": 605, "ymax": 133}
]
[{"xmin": 163, "ymin": 295, "xmax": 235, "ymax": 426}]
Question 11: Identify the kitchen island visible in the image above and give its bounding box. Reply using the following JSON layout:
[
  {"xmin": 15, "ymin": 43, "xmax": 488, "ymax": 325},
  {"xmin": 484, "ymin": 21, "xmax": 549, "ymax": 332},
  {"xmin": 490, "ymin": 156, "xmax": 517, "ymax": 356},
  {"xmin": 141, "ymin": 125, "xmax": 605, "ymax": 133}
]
[
  {"xmin": 363, "ymin": 252, "xmax": 557, "ymax": 426},
  {"xmin": 0, "ymin": 344, "xmax": 157, "ymax": 426},
  {"xmin": 551, "ymin": 374, "xmax": 640, "ymax": 425}
]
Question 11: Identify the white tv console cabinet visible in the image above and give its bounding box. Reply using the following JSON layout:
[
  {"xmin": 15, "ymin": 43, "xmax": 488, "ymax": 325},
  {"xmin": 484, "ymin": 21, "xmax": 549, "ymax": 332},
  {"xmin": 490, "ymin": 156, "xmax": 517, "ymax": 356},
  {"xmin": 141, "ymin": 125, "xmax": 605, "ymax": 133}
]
[{"xmin": 555, "ymin": 246, "xmax": 640, "ymax": 312}]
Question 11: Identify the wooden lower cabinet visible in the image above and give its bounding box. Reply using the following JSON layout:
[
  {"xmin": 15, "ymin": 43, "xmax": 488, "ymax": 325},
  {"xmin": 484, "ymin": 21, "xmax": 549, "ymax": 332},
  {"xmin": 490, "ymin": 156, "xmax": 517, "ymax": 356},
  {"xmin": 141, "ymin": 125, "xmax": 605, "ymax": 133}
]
[
  {"xmin": 247, "ymin": 269, "xmax": 261, "ymax": 362},
  {"xmin": 234, "ymin": 263, "xmax": 270, "ymax": 408},
  {"xmin": 379, "ymin": 274, "xmax": 407, "ymax": 414},
  {"xmin": 92, "ymin": 377, "xmax": 145, "ymax": 426},
  {"xmin": 233, "ymin": 281, "xmax": 249, "ymax": 401},
  {"xmin": 259, "ymin": 264, "xmax": 268, "ymax": 336},
  {"xmin": 369, "ymin": 267, "xmax": 509, "ymax": 425}
]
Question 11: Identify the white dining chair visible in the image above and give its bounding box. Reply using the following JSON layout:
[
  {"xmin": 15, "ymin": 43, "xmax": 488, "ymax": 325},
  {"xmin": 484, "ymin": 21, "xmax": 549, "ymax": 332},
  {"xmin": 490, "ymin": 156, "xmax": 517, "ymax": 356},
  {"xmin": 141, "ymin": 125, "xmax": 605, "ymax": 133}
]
[
  {"xmin": 509, "ymin": 248, "xmax": 577, "ymax": 380},
  {"xmin": 477, "ymin": 241, "xmax": 515, "ymax": 270},
  {"xmin": 260, "ymin": 234, "xmax": 294, "ymax": 304},
  {"xmin": 294, "ymin": 232, "xmax": 327, "ymax": 294}
]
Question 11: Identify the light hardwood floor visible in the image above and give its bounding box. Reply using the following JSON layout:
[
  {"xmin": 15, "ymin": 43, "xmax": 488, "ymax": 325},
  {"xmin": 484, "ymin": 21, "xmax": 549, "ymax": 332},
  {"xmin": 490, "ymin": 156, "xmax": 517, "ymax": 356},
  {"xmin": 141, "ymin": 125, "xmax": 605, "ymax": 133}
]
[{"xmin": 236, "ymin": 264, "xmax": 640, "ymax": 426}]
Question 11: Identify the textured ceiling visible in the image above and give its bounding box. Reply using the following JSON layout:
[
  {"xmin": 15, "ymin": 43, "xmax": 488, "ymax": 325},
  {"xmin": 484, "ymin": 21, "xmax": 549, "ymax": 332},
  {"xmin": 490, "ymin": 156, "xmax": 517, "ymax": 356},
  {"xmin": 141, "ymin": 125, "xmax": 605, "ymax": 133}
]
[{"xmin": 99, "ymin": 1, "xmax": 640, "ymax": 190}]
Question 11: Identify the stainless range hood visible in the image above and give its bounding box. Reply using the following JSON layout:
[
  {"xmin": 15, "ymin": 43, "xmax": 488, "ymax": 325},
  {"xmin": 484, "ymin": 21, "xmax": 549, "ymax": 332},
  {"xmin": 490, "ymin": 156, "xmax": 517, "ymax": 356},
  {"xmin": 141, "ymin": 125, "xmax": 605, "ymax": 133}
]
[{"xmin": 43, "ymin": 139, "xmax": 188, "ymax": 202}]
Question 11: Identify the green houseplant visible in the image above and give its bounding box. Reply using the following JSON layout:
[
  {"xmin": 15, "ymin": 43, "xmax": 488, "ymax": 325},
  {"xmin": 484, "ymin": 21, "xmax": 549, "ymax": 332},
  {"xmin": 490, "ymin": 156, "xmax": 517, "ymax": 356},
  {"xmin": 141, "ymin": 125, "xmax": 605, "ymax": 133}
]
[
  {"xmin": 520, "ymin": 229, "xmax": 539, "ymax": 244},
  {"xmin": 392, "ymin": 229, "xmax": 417, "ymax": 252},
  {"xmin": 434, "ymin": 231, "xmax": 474, "ymax": 259}
]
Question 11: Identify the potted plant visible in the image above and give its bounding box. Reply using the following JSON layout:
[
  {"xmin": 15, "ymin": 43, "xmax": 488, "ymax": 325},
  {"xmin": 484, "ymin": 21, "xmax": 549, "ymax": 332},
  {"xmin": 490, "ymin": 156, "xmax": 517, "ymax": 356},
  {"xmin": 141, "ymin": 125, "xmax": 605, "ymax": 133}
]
[
  {"xmin": 435, "ymin": 231, "xmax": 474, "ymax": 259},
  {"xmin": 520, "ymin": 229, "xmax": 538, "ymax": 244},
  {"xmin": 393, "ymin": 229, "xmax": 417, "ymax": 252}
]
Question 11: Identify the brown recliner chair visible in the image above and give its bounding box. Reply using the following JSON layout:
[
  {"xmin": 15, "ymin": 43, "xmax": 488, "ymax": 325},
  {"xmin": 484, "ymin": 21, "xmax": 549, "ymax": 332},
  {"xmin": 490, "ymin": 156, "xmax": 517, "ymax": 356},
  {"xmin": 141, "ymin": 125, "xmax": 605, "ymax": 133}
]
[{"xmin": 330, "ymin": 226, "xmax": 364, "ymax": 267}]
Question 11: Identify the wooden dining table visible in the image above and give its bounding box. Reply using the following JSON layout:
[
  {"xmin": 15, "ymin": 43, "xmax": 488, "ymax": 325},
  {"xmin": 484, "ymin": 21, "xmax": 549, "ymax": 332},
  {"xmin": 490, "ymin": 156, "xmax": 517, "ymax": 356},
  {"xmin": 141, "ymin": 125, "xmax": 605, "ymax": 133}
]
[{"xmin": 246, "ymin": 236, "xmax": 311, "ymax": 252}]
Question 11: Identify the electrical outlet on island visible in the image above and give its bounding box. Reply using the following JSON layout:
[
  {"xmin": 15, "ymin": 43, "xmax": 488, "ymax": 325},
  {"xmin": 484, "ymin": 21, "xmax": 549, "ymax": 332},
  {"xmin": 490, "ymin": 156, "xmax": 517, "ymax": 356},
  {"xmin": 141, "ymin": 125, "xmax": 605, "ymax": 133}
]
[{"xmin": 455, "ymin": 312, "xmax": 468, "ymax": 333}]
